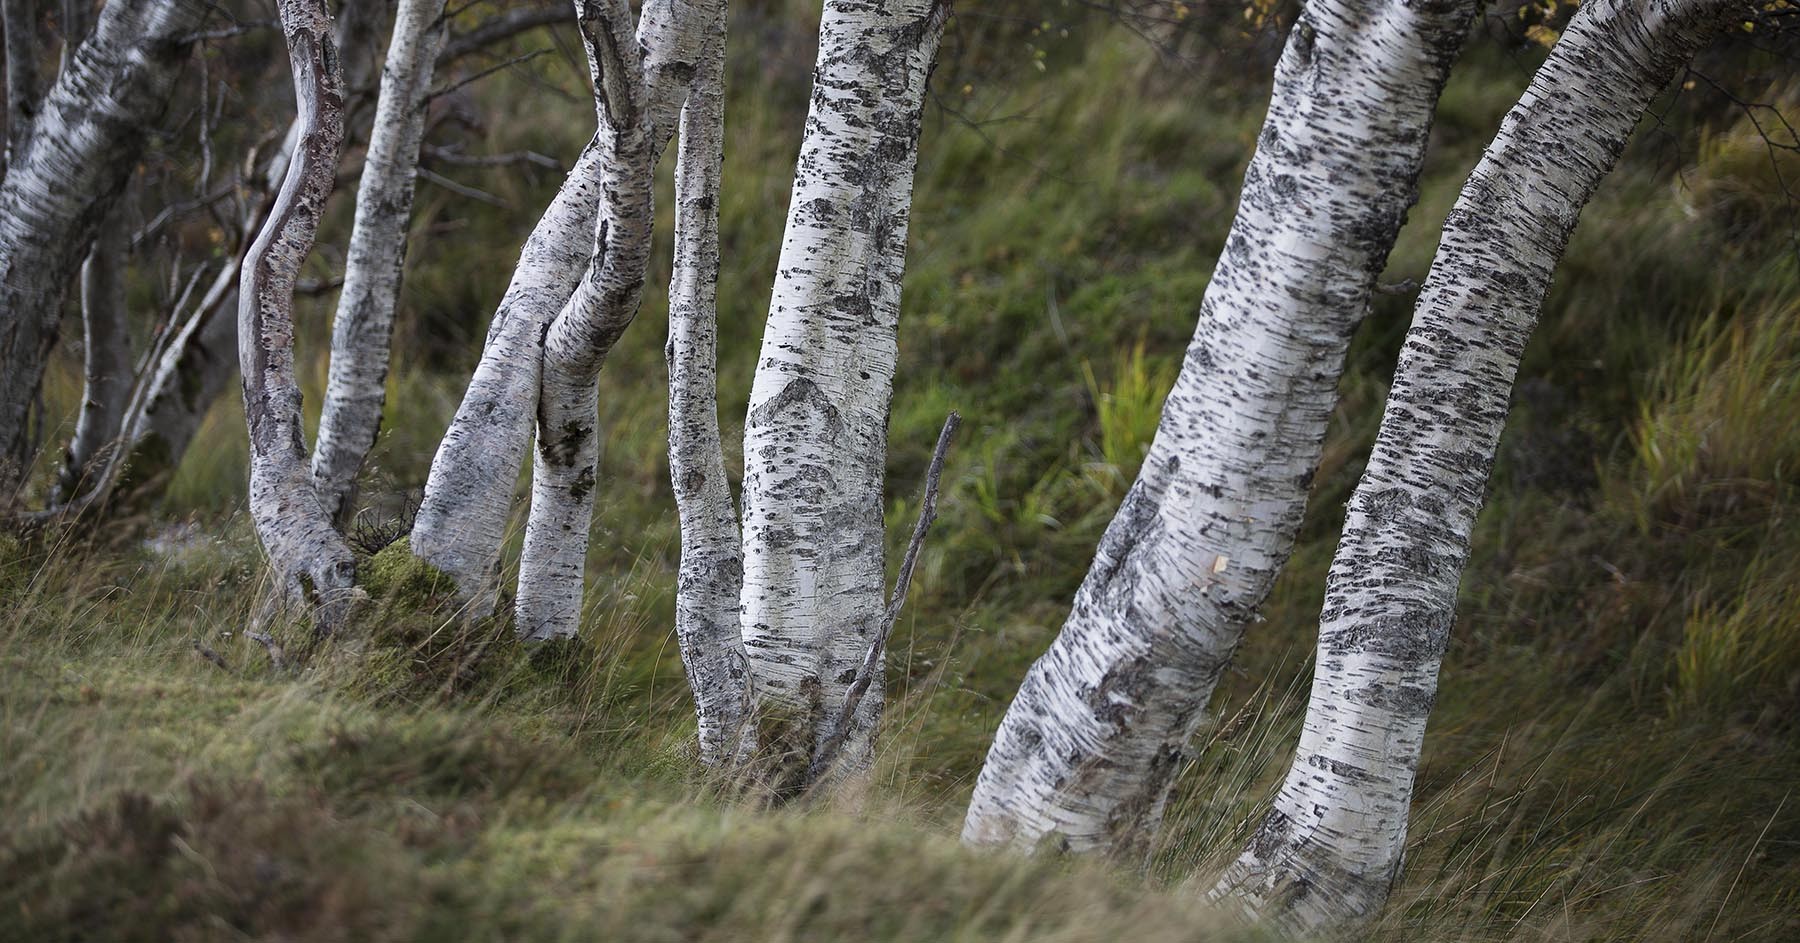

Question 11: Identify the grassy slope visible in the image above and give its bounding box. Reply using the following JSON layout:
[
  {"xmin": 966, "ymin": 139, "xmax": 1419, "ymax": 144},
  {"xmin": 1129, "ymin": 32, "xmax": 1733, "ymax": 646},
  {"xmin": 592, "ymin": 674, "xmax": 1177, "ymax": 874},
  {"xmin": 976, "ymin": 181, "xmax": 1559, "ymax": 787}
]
[{"xmin": 5, "ymin": 6, "xmax": 1799, "ymax": 940}]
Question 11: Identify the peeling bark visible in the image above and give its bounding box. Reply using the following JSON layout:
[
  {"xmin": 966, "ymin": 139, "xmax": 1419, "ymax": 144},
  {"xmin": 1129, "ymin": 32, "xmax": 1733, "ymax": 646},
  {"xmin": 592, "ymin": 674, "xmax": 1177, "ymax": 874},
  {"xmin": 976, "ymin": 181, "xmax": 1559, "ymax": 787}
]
[
  {"xmin": 0, "ymin": 0, "xmax": 205, "ymax": 495},
  {"xmin": 664, "ymin": 10, "xmax": 746, "ymax": 763},
  {"xmin": 736, "ymin": 0, "xmax": 948, "ymax": 774},
  {"xmin": 310, "ymin": 0, "xmax": 448, "ymax": 526},
  {"xmin": 238, "ymin": 0, "xmax": 355, "ymax": 624},
  {"xmin": 53, "ymin": 219, "xmax": 131, "ymax": 503},
  {"xmin": 1211, "ymin": 0, "xmax": 1734, "ymax": 930},
  {"xmin": 515, "ymin": 0, "xmax": 719, "ymax": 641},
  {"xmin": 963, "ymin": 0, "xmax": 1477, "ymax": 858}
]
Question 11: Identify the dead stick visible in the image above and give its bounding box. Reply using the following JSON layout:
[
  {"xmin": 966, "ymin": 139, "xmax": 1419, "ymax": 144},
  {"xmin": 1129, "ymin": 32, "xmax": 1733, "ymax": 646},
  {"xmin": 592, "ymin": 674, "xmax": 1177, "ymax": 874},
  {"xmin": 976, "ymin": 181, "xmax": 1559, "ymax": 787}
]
[{"xmin": 807, "ymin": 411, "xmax": 961, "ymax": 786}]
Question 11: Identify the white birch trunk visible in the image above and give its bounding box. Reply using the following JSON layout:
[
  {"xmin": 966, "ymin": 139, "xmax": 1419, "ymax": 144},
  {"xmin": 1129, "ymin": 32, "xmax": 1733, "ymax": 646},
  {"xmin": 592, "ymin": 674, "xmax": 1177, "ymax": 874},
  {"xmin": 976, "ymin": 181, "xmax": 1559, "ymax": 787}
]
[
  {"xmin": 98, "ymin": 0, "xmax": 385, "ymax": 509},
  {"xmin": 1211, "ymin": 0, "xmax": 1733, "ymax": 929},
  {"xmin": 407, "ymin": 135, "xmax": 603, "ymax": 604},
  {"xmin": 515, "ymin": 0, "xmax": 719, "ymax": 641},
  {"xmin": 0, "ymin": 0, "xmax": 204, "ymax": 493},
  {"xmin": 309, "ymin": 0, "xmax": 447, "ymax": 527},
  {"xmin": 665, "ymin": 13, "xmax": 746, "ymax": 765},
  {"xmin": 736, "ymin": 0, "xmax": 947, "ymax": 773},
  {"xmin": 962, "ymin": 0, "xmax": 1476, "ymax": 857},
  {"xmin": 53, "ymin": 219, "xmax": 132, "ymax": 503},
  {"xmin": 238, "ymin": 0, "xmax": 355, "ymax": 623}
]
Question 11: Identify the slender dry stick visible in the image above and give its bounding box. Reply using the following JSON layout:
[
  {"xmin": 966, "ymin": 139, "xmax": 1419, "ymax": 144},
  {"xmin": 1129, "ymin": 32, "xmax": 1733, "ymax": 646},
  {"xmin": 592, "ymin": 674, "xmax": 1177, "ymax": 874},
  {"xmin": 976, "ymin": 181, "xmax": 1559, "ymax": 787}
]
[{"xmin": 807, "ymin": 411, "xmax": 962, "ymax": 786}]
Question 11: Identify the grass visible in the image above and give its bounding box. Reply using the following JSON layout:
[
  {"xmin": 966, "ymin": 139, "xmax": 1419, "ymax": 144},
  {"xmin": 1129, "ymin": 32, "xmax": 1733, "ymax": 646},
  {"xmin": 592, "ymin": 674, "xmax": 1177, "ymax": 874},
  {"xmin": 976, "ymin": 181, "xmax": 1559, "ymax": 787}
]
[{"xmin": 6, "ymin": 7, "xmax": 1800, "ymax": 941}]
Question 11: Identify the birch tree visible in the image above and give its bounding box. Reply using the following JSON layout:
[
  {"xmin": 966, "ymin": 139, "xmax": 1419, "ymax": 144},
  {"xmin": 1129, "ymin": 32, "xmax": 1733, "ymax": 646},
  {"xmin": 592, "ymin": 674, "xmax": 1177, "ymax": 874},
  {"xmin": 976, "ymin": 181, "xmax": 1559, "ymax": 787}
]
[
  {"xmin": 0, "ymin": 0, "xmax": 206, "ymax": 495},
  {"xmin": 238, "ymin": 0, "xmax": 356, "ymax": 623},
  {"xmin": 310, "ymin": 0, "xmax": 448, "ymax": 527},
  {"xmin": 736, "ymin": 0, "xmax": 949, "ymax": 778},
  {"xmin": 962, "ymin": 0, "xmax": 1477, "ymax": 857},
  {"xmin": 1210, "ymin": 0, "xmax": 1737, "ymax": 929},
  {"xmin": 54, "ymin": 221, "xmax": 131, "ymax": 503},
  {"xmin": 664, "ymin": 13, "xmax": 747, "ymax": 766},
  {"xmin": 514, "ymin": 0, "xmax": 720, "ymax": 641},
  {"xmin": 414, "ymin": 0, "xmax": 715, "ymax": 613}
]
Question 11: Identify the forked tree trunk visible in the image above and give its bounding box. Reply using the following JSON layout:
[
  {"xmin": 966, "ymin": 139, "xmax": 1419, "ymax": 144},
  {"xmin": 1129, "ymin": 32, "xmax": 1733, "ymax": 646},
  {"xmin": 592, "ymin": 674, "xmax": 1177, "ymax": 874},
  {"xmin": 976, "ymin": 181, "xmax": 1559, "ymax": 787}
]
[
  {"xmin": 408, "ymin": 137, "xmax": 604, "ymax": 603},
  {"xmin": 310, "ymin": 0, "xmax": 448, "ymax": 527},
  {"xmin": 0, "ymin": 0, "xmax": 205, "ymax": 495},
  {"xmin": 54, "ymin": 220, "xmax": 131, "ymax": 503},
  {"xmin": 736, "ymin": 0, "xmax": 947, "ymax": 775},
  {"xmin": 1211, "ymin": 0, "xmax": 1733, "ymax": 930},
  {"xmin": 962, "ymin": 0, "xmax": 1476, "ymax": 857},
  {"xmin": 514, "ymin": 0, "xmax": 718, "ymax": 641},
  {"xmin": 238, "ymin": 0, "xmax": 355, "ymax": 623},
  {"xmin": 664, "ymin": 9, "xmax": 746, "ymax": 765}
]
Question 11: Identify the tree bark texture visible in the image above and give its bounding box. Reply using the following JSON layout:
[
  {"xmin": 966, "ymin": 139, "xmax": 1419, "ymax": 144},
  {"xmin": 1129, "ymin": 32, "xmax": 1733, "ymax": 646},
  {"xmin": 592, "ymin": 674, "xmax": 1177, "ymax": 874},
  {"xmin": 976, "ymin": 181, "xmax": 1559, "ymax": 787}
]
[
  {"xmin": 1210, "ymin": 0, "xmax": 1733, "ymax": 930},
  {"xmin": 0, "ymin": 0, "xmax": 204, "ymax": 495},
  {"xmin": 3, "ymin": 0, "xmax": 41, "ymax": 164},
  {"xmin": 962, "ymin": 0, "xmax": 1477, "ymax": 858},
  {"xmin": 238, "ymin": 0, "xmax": 355, "ymax": 622},
  {"xmin": 53, "ymin": 218, "xmax": 131, "ymax": 503},
  {"xmin": 310, "ymin": 0, "xmax": 448, "ymax": 527},
  {"xmin": 516, "ymin": 0, "xmax": 720, "ymax": 641},
  {"xmin": 663, "ymin": 8, "xmax": 745, "ymax": 764},
  {"xmin": 736, "ymin": 0, "xmax": 948, "ymax": 774}
]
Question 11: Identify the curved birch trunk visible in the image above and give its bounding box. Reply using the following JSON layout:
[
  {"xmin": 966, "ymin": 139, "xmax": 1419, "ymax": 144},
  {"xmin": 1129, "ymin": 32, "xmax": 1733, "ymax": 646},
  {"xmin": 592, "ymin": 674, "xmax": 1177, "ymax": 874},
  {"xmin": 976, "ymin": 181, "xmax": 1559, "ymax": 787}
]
[
  {"xmin": 962, "ymin": 0, "xmax": 1476, "ymax": 857},
  {"xmin": 238, "ymin": 0, "xmax": 355, "ymax": 624},
  {"xmin": 515, "ymin": 0, "xmax": 719, "ymax": 641},
  {"xmin": 664, "ymin": 14, "xmax": 747, "ymax": 765},
  {"xmin": 0, "ymin": 0, "xmax": 204, "ymax": 495},
  {"xmin": 1210, "ymin": 0, "xmax": 1733, "ymax": 929},
  {"xmin": 309, "ymin": 0, "xmax": 448, "ymax": 527},
  {"xmin": 736, "ymin": 0, "xmax": 947, "ymax": 775},
  {"xmin": 407, "ymin": 137, "xmax": 603, "ymax": 604},
  {"xmin": 96, "ymin": 0, "xmax": 386, "ymax": 510},
  {"xmin": 53, "ymin": 220, "xmax": 132, "ymax": 503}
]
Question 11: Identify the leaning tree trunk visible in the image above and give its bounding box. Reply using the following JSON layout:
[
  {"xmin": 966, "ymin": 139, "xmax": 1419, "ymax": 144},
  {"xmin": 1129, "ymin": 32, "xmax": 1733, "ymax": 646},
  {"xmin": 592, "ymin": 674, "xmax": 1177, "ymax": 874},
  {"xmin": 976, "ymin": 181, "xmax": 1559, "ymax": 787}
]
[
  {"xmin": 414, "ymin": 0, "xmax": 717, "ymax": 610},
  {"xmin": 53, "ymin": 219, "xmax": 132, "ymax": 503},
  {"xmin": 514, "ymin": 0, "xmax": 718, "ymax": 641},
  {"xmin": 962, "ymin": 0, "xmax": 1477, "ymax": 858},
  {"xmin": 664, "ymin": 8, "xmax": 746, "ymax": 766},
  {"xmin": 0, "ymin": 0, "xmax": 204, "ymax": 496},
  {"xmin": 91, "ymin": 0, "xmax": 404, "ymax": 512},
  {"xmin": 735, "ymin": 0, "xmax": 947, "ymax": 780},
  {"xmin": 309, "ymin": 0, "xmax": 448, "ymax": 527},
  {"xmin": 1210, "ymin": 0, "xmax": 1733, "ymax": 930},
  {"xmin": 238, "ymin": 0, "xmax": 355, "ymax": 624}
]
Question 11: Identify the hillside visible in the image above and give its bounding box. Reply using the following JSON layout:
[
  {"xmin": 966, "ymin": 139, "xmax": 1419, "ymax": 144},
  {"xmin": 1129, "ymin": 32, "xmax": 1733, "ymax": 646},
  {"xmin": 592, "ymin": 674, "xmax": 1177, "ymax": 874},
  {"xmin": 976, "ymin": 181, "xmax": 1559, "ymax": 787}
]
[{"xmin": 4, "ymin": 5, "xmax": 1798, "ymax": 940}]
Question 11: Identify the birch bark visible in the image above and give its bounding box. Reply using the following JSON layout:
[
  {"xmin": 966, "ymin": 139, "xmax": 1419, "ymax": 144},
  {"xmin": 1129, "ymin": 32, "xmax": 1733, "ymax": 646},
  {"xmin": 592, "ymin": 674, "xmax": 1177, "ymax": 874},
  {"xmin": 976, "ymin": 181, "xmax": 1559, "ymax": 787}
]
[
  {"xmin": 310, "ymin": 0, "xmax": 448, "ymax": 526},
  {"xmin": 54, "ymin": 220, "xmax": 131, "ymax": 503},
  {"xmin": 238, "ymin": 0, "xmax": 355, "ymax": 623},
  {"xmin": 664, "ymin": 13, "xmax": 746, "ymax": 765},
  {"xmin": 3, "ymin": 0, "xmax": 40, "ymax": 163},
  {"xmin": 962, "ymin": 0, "xmax": 1476, "ymax": 857},
  {"xmin": 1211, "ymin": 0, "xmax": 1733, "ymax": 929},
  {"xmin": 0, "ymin": 0, "xmax": 205, "ymax": 494},
  {"xmin": 407, "ymin": 137, "xmax": 604, "ymax": 604},
  {"xmin": 736, "ymin": 0, "xmax": 947, "ymax": 773},
  {"xmin": 515, "ymin": 0, "xmax": 719, "ymax": 641}
]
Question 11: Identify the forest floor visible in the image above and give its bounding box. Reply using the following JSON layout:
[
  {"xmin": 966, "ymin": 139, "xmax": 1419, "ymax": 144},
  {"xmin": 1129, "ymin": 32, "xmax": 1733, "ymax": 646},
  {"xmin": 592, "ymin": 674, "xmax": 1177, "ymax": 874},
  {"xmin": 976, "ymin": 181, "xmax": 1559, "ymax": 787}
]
[{"xmin": 4, "ymin": 7, "xmax": 1799, "ymax": 941}]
